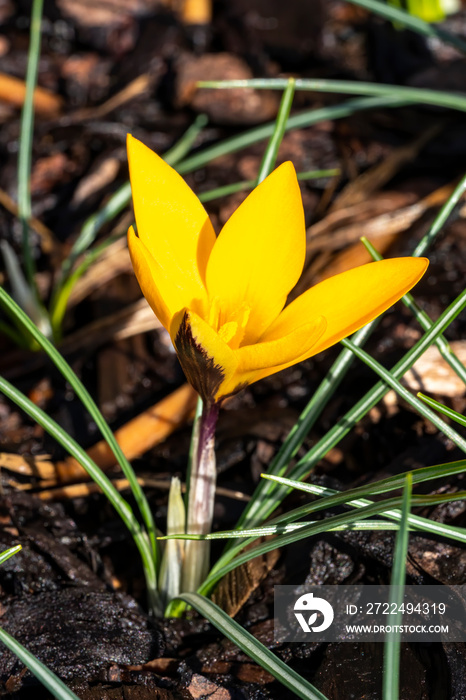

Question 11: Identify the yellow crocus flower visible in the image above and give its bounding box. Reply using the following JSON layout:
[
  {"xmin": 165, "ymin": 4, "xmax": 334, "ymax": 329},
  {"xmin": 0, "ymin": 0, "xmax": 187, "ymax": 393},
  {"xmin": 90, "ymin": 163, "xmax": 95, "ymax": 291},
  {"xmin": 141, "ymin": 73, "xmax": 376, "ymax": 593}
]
[{"xmin": 127, "ymin": 134, "xmax": 428, "ymax": 405}]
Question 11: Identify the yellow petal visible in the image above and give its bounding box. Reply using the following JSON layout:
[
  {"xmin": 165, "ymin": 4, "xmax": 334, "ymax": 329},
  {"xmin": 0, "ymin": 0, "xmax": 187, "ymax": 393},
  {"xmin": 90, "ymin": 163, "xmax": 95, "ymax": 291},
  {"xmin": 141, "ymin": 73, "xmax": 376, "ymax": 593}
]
[
  {"xmin": 262, "ymin": 257, "xmax": 429, "ymax": 355},
  {"xmin": 170, "ymin": 309, "xmax": 238, "ymax": 403},
  {"xmin": 236, "ymin": 316, "xmax": 327, "ymax": 372},
  {"xmin": 205, "ymin": 162, "xmax": 306, "ymax": 344},
  {"xmin": 127, "ymin": 134, "xmax": 215, "ymax": 310},
  {"xmin": 219, "ymin": 316, "xmax": 327, "ymax": 397},
  {"xmin": 128, "ymin": 227, "xmax": 208, "ymax": 330},
  {"xmin": 128, "ymin": 226, "xmax": 171, "ymax": 329}
]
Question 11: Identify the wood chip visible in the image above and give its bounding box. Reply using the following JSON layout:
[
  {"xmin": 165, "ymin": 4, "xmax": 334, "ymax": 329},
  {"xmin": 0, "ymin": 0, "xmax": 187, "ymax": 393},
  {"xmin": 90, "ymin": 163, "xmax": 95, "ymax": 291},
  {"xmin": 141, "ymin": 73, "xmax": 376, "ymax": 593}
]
[
  {"xmin": 176, "ymin": 53, "xmax": 278, "ymax": 124},
  {"xmin": 0, "ymin": 453, "xmax": 55, "ymax": 480},
  {"xmin": 57, "ymin": 0, "xmax": 159, "ymax": 27},
  {"xmin": 30, "ymin": 152, "xmax": 78, "ymax": 197},
  {"xmin": 403, "ymin": 341, "xmax": 466, "ymax": 398},
  {"xmin": 188, "ymin": 674, "xmax": 231, "ymax": 700}
]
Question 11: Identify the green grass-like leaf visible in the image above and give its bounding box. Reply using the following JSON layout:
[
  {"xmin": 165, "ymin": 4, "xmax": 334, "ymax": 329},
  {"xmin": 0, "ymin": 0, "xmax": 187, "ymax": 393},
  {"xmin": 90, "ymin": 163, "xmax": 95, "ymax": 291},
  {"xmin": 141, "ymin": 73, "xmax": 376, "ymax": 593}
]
[
  {"xmin": 198, "ymin": 169, "xmax": 340, "ymax": 202},
  {"xmin": 383, "ymin": 474, "xmax": 412, "ymax": 700},
  {"xmin": 0, "ymin": 286, "xmax": 158, "ymax": 565},
  {"xmin": 50, "ymin": 183, "xmax": 131, "ymax": 328},
  {"xmin": 418, "ymin": 393, "xmax": 466, "ymax": 427},
  {"xmin": 0, "ymin": 545, "xmax": 22, "ymax": 566},
  {"xmin": 50, "ymin": 234, "xmax": 121, "ymax": 337},
  {"xmin": 0, "ymin": 372, "xmax": 158, "ymax": 608},
  {"xmin": 347, "ymin": 0, "xmax": 466, "ymax": 52},
  {"xmin": 0, "ymin": 627, "xmax": 80, "ymax": 700},
  {"xmin": 198, "ymin": 78, "xmax": 466, "ymax": 113},
  {"xmin": 222, "ymin": 285, "xmax": 466, "ymax": 556},
  {"xmin": 257, "ymin": 77, "xmax": 296, "ymax": 184},
  {"xmin": 162, "ymin": 491, "xmax": 466, "ymax": 607},
  {"xmin": 228, "ymin": 321, "xmax": 380, "ymax": 542},
  {"xmin": 176, "ymin": 465, "xmax": 466, "ymax": 607},
  {"xmin": 161, "ymin": 490, "xmax": 466, "ymax": 541},
  {"xmin": 285, "ymin": 285, "xmax": 466, "ymax": 485},
  {"xmin": 176, "ymin": 592, "xmax": 329, "ymax": 700},
  {"xmin": 178, "ymin": 95, "xmax": 412, "ymax": 175},
  {"xmin": 219, "ymin": 171, "xmax": 461, "ymax": 561},
  {"xmin": 17, "ymin": 0, "xmax": 43, "ymax": 290},
  {"xmin": 362, "ymin": 236, "xmax": 466, "ymax": 388},
  {"xmin": 162, "ymin": 113, "xmax": 209, "ymax": 165},
  {"xmin": 259, "ymin": 465, "xmax": 466, "ymax": 518},
  {"xmin": 341, "ymin": 337, "xmax": 466, "ymax": 454},
  {"xmin": 412, "ymin": 173, "xmax": 466, "ymax": 257}
]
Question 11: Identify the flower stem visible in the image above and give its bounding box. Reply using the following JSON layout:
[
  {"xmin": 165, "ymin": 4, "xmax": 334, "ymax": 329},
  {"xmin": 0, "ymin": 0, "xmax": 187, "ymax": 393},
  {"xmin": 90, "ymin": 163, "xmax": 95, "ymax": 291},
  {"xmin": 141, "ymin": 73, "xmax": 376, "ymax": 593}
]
[{"xmin": 182, "ymin": 400, "xmax": 219, "ymax": 592}]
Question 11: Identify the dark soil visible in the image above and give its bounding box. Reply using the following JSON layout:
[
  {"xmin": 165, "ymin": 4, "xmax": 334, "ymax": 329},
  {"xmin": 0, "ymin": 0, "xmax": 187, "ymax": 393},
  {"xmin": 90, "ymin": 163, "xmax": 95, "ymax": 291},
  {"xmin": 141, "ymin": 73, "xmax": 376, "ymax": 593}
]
[{"xmin": 1, "ymin": 1, "xmax": 466, "ymax": 698}]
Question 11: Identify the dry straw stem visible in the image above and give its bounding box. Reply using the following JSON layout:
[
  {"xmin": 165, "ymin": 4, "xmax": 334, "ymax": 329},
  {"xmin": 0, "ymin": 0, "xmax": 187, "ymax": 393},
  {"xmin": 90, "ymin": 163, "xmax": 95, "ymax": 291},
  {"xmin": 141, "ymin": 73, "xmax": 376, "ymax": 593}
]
[
  {"xmin": 66, "ymin": 238, "xmax": 133, "ymax": 308},
  {"xmin": 296, "ymin": 179, "xmax": 463, "ymax": 294},
  {"xmin": 65, "ymin": 74, "xmax": 154, "ymax": 124},
  {"xmin": 60, "ymin": 299, "xmax": 161, "ymax": 354},
  {"xmin": 34, "ymin": 477, "xmax": 249, "ymax": 503},
  {"xmin": 307, "ymin": 180, "xmax": 460, "ymax": 254},
  {"xmin": 329, "ymin": 124, "xmax": 441, "ymax": 212}
]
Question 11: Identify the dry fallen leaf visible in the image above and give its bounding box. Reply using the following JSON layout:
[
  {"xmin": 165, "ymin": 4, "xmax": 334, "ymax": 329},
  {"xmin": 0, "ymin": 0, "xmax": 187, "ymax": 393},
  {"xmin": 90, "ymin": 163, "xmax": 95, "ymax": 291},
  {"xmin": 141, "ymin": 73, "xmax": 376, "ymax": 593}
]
[{"xmin": 212, "ymin": 538, "xmax": 279, "ymax": 617}]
